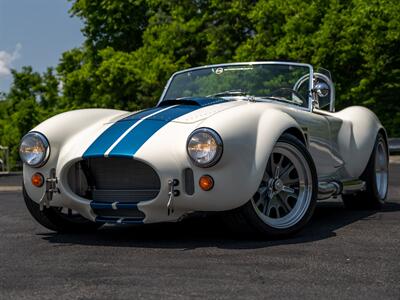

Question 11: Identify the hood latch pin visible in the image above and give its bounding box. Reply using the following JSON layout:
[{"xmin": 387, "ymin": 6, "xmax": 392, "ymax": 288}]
[{"xmin": 167, "ymin": 179, "xmax": 180, "ymax": 215}]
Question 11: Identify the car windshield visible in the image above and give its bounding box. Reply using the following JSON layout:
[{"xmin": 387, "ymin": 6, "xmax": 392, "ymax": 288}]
[{"xmin": 162, "ymin": 63, "xmax": 312, "ymax": 108}]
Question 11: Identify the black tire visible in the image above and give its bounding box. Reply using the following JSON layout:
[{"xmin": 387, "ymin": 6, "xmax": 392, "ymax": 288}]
[
  {"xmin": 342, "ymin": 133, "xmax": 389, "ymax": 210},
  {"xmin": 224, "ymin": 134, "xmax": 318, "ymax": 238},
  {"xmin": 23, "ymin": 186, "xmax": 102, "ymax": 233}
]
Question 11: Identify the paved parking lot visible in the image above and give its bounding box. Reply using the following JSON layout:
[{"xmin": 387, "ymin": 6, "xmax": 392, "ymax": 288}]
[{"xmin": 0, "ymin": 162, "xmax": 399, "ymax": 299}]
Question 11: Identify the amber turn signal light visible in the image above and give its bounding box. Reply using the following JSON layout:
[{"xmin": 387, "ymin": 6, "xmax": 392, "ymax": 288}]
[
  {"xmin": 31, "ymin": 173, "xmax": 44, "ymax": 187},
  {"xmin": 199, "ymin": 175, "xmax": 214, "ymax": 191}
]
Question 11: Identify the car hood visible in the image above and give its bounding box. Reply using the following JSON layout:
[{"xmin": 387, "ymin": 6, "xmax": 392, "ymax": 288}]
[{"xmin": 83, "ymin": 97, "xmax": 246, "ymax": 158}]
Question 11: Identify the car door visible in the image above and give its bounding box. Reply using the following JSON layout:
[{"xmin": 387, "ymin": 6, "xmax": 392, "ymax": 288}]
[
  {"xmin": 289, "ymin": 109, "xmax": 343, "ymax": 180},
  {"xmin": 308, "ymin": 70, "xmax": 346, "ymax": 181},
  {"xmin": 287, "ymin": 68, "xmax": 344, "ymax": 180},
  {"xmin": 310, "ymin": 110, "xmax": 345, "ymax": 179}
]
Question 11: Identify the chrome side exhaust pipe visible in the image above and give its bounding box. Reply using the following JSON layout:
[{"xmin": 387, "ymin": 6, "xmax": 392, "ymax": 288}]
[{"xmin": 318, "ymin": 181, "xmax": 342, "ymax": 200}]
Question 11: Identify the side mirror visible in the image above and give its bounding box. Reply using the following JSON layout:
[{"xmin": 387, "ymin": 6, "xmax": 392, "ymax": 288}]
[
  {"xmin": 314, "ymin": 82, "xmax": 329, "ymax": 97},
  {"xmin": 312, "ymin": 72, "xmax": 335, "ymax": 112}
]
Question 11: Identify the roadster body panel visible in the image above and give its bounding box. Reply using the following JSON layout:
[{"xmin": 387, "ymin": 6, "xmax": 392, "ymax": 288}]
[{"xmin": 23, "ymin": 96, "xmax": 385, "ymax": 224}]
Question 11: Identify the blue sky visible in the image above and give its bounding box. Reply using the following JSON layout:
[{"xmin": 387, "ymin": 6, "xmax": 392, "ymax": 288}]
[{"xmin": 0, "ymin": 0, "xmax": 84, "ymax": 93}]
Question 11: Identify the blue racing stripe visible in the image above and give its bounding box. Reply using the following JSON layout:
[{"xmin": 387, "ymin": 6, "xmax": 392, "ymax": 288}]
[
  {"xmin": 82, "ymin": 107, "xmax": 163, "ymax": 158},
  {"xmin": 108, "ymin": 105, "xmax": 198, "ymax": 157},
  {"xmin": 83, "ymin": 121, "xmax": 134, "ymax": 158},
  {"xmin": 90, "ymin": 202, "xmax": 113, "ymax": 209},
  {"xmin": 83, "ymin": 98, "xmax": 229, "ymax": 159},
  {"xmin": 116, "ymin": 203, "xmax": 138, "ymax": 209}
]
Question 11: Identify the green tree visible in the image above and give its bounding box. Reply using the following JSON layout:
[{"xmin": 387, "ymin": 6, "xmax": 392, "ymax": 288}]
[
  {"xmin": 236, "ymin": 0, "xmax": 400, "ymax": 135},
  {"xmin": 70, "ymin": 0, "xmax": 149, "ymax": 54},
  {"xmin": 1, "ymin": 0, "xmax": 400, "ymax": 170},
  {"xmin": 0, "ymin": 66, "xmax": 64, "ymax": 167}
]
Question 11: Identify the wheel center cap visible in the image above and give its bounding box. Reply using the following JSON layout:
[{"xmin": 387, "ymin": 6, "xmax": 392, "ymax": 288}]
[{"xmin": 273, "ymin": 179, "xmax": 283, "ymax": 192}]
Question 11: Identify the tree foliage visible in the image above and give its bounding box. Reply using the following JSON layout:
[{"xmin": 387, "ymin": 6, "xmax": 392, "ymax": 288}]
[
  {"xmin": 0, "ymin": 67, "xmax": 61, "ymax": 167},
  {"xmin": 1, "ymin": 0, "xmax": 399, "ymax": 168}
]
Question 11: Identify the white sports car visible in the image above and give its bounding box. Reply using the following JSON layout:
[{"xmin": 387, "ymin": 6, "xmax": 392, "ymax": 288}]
[{"xmin": 20, "ymin": 62, "xmax": 389, "ymax": 237}]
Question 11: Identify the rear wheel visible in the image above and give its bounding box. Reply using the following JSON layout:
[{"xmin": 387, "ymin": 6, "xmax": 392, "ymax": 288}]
[
  {"xmin": 225, "ymin": 134, "xmax": 318, "ymax": 237},
  {"xmin": 342, "ymin": 133, "xmax": 388, "ymax": 209},
  {"xmin": 23, "ymin": 186, "xmax": 102, "ymax": 232}
]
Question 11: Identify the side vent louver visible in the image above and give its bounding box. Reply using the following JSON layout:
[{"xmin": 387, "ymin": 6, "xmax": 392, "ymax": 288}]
[{"xmin": 184, "ymin": 168, "xmax": 194, "ymax": 195}]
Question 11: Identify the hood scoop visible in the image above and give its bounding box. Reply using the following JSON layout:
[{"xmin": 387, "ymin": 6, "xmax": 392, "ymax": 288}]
[
  {"xmin": 115, "ymin": 97, "xmax": 244, "ymax": 124},
  {"xmin": 158, "ymin": 97, "xmax": 227, "ymax": 108}
]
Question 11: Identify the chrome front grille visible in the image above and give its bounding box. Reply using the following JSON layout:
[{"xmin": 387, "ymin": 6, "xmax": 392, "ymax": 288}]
[{"xmin": 68, "ymin": 157, "xmax": 161, "ymax": 203}]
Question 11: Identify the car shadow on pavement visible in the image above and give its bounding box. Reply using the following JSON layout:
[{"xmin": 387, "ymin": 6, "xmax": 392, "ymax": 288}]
[{"xmin": 39, "ymin": 200, "xmax": 400, "ymax": 250}]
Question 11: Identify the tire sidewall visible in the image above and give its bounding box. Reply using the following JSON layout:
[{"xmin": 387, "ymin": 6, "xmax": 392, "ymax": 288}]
[{"xmin": 369, "ymin": 134, "xmax": 389, "ymax": 204}]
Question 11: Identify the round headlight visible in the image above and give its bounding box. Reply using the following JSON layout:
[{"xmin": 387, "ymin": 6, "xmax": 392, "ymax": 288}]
[
  {"xmin": 19, "ymin": 132, "xmax": 50, "ymax": 167},
  {"xmin": 187, "ymin": 128, "xmax": 223, "ymax": 168}
]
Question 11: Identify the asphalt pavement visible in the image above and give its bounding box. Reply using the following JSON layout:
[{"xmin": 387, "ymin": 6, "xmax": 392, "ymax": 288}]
[{"xmin": 0, "ymin": 162, "xmax": 399, "ymax": 299}]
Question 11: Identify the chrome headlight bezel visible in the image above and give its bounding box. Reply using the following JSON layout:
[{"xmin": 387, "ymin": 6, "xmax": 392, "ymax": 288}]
[
  {"xmin": 19, "ymin": 132, "xmax": 50, "ymax": 168},
  {"xmin": 186, "ymin": 128, "xmax": 223, "ymax": 168}
]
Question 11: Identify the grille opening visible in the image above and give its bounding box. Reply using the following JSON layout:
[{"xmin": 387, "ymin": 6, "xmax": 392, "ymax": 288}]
[{"xmin": 68, "ymin": 157, "xmax": 161, "ymax": 203}]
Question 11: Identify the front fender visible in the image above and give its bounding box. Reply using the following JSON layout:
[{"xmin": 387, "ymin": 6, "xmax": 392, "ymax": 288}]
[
  {"xmin": 32, "ymin": 109, "xmax": 128, "ymax": 159},
  {"xmin": 23, "ymin": 109, "xmax": 128, "ymax": 204},
  {"xmin": 193, "ymin": 103, "xmax": 304, "ymax": 210},
  {"xmin": 253, "ymin": 108, "xmax": 304, "ymax": 175}
]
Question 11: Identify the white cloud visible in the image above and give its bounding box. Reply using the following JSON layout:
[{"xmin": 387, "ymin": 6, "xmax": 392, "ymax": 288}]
[
  {"xmin": 0, "ymin": 43, "xmax": 22, "ymax": 77},
  {"xmin": 57, "ymin": 79, "xmax": 64, "ymax": 92}
]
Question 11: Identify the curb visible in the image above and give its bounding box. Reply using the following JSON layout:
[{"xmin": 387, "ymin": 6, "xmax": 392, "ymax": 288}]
[
  {"xmin": 389, "ymin": 138, "xmax": 400, "ymax": 155},
  {"xmin": 0, "ymin": 186, "xmax": 22, "ymax": 192},
  {"xmin": 390, "ymin": 156, "xmax": 400, "ymax": 164},
  {"xmin": 0, "ymin": 172, "xmax": 22, "ymax": 177}
]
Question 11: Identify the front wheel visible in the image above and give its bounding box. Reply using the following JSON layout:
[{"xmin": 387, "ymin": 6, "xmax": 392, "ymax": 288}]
[
  {"xmin": 23, "ymin": 186, "xmax": 102, "ymax": 233},
  {"xmin": 225, "ymin": 134, "xmax": 318, "ymax": 237}
]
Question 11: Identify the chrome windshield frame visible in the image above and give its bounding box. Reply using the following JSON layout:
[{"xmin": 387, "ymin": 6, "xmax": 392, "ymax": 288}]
[{"xmin": 158, "ymin": 61, "xmax": 314, "ymax": 112}]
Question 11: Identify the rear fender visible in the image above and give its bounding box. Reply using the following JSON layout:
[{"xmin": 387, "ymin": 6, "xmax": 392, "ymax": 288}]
[{"xmin": 334, "ymin": 106, "xmax": 386, "ymax": 178}]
